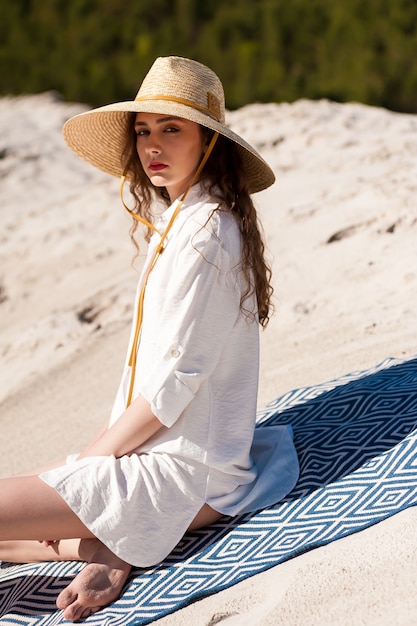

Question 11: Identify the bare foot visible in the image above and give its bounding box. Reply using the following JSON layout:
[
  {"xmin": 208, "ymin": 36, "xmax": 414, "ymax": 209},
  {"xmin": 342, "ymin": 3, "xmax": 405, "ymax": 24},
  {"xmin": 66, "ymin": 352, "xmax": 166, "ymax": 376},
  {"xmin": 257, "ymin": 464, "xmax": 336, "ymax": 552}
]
[{"xmin": 56, "ymin": 540, "xmax": 131, "ymax": 621}]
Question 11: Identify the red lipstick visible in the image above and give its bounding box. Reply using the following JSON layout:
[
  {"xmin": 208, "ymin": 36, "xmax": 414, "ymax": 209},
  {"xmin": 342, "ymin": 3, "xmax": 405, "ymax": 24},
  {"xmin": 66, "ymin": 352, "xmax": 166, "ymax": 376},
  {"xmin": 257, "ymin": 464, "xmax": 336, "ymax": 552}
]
[{"xmin": 149, "ymin": 162, "xmax": 167, "ymax": 172}]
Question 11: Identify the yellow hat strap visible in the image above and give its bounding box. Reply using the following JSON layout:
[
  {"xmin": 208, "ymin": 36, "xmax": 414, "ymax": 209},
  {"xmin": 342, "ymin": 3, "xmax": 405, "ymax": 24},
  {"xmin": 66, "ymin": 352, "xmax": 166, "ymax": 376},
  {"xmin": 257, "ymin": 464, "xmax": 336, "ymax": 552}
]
[
  {"xmin": 125, "ymin": 131, "xmax": 219, "ymax": 406},
  {"xmin": 119, "ymin": 176, "xmax": 160, "ymax": 234}
]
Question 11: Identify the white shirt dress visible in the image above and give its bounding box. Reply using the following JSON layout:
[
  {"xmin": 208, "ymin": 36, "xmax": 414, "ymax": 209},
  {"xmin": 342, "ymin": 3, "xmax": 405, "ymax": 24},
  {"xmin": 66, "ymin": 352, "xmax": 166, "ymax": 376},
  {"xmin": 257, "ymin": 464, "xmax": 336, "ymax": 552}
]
[{"xmin": 41, "ymin": 184, "xmax": 299, "ymax": 567}]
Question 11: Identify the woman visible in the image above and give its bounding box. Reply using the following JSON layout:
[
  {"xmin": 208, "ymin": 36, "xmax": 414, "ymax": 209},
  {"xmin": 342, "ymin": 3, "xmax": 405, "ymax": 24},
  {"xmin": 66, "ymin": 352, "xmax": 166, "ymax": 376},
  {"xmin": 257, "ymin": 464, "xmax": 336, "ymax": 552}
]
[{"xmin": 0, "ymin": 56, "xmax": 298, "ymax": 622}]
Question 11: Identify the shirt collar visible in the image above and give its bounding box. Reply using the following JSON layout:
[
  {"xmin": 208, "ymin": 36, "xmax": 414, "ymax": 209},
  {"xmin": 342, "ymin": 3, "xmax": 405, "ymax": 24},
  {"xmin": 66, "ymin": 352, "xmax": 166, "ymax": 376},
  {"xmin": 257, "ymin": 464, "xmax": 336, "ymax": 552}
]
[{"xmin": 155, "ymin": 182, "xmax": 206, "ymax": 231}]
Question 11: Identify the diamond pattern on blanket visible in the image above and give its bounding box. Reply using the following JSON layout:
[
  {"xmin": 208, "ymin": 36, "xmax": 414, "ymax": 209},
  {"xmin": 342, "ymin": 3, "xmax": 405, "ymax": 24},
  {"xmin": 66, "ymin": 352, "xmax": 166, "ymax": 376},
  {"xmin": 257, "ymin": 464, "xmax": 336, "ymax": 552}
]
[{"xmin": 1, "ymin": 356, "xmax": 417, "ymax": 624}]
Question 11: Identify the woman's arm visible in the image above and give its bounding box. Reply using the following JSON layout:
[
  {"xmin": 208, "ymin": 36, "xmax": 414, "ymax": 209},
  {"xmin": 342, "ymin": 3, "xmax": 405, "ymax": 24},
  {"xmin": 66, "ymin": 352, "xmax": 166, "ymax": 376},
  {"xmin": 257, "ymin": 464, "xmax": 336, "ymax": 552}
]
[{"xmin": 77, "ymin": 395, "xmax": 163, "ymax": 459}]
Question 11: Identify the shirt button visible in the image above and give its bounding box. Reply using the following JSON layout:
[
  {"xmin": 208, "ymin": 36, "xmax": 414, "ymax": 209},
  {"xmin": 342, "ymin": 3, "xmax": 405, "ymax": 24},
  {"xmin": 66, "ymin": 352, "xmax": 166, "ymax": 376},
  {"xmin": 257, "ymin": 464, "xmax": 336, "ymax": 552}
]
[{"xmin": 170, "ymin": 348, "xmax": 180, "ymax": 358}]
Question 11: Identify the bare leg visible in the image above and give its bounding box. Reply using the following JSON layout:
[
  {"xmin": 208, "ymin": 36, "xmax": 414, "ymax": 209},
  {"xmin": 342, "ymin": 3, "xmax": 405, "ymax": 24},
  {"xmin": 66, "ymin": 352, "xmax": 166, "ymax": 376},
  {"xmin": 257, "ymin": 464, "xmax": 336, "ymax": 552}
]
[
  {"xmin": 0, "ymin": 476, "xmax": 222, "ymax": 622},
  {"xmin": 0, "ymin": 475, "xmax": 94, "ymax": 541},
  {"xmin": 55, "ymin": 504, "xmax": 222, "ymax": 621},
  {"xmin": 188, "ymin": 503, "xmax": 222, "ymax": 530},
  {"xmin": 0, "ymin": 536, "xmax": 132, "ymax": 622},
  {"xmin": 0, "ymin": 474, "xmax": 132, "ymax": 622},
  {"xmin": 0, "ymin": 538, "xmax": 84, "ymax": 563}
]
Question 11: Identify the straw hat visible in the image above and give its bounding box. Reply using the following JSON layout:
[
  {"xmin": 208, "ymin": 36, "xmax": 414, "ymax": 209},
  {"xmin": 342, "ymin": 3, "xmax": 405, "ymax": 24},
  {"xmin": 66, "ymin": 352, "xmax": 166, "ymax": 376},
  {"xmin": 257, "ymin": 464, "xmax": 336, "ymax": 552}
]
[{"xmin": 62, "ymin": 56, "xmax": 275, "ymax": 194}]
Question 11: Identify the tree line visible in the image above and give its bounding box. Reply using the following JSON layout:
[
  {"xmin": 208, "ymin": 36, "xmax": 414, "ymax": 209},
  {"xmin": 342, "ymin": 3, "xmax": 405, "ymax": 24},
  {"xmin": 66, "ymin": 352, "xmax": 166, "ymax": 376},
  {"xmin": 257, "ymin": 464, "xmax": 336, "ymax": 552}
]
[{"xmin": 1, "ymin": 0, "xmax": 416, "ymax": 112}]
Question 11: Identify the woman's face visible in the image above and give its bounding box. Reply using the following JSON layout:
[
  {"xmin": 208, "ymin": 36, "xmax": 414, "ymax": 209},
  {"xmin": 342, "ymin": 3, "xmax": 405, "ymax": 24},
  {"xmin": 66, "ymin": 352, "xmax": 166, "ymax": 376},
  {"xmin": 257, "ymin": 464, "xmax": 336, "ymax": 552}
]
[{"xmin": 134, "ymin": 112, "xmax": 206, "ymax": 202}]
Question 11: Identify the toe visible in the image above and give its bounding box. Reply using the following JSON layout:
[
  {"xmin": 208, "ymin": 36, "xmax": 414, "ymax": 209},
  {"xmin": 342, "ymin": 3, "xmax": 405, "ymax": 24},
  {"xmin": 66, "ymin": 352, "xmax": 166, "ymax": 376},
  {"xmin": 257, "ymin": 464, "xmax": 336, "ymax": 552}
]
[
  {"xmin": 80, "ymin": 607, "xmax": 93, "ymax": 620},
  {"xmin": 63, "ymin": 600, "xmax": 87, "ymax": 622},
  {"xmin": 56, "ymin": 587, "xmax": 77, "ymax": 611},
  {"xmin": 90, "ymin": 606, "xmax": 102, "ymax": 614}
]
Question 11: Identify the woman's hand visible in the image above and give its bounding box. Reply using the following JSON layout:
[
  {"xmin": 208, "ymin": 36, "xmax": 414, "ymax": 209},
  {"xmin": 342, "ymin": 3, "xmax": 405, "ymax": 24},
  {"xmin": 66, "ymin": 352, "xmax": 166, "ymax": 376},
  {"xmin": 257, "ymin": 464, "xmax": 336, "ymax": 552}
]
[{"xmin": 39, "ymin": 539, "xmax": 60, "ymax": 547}]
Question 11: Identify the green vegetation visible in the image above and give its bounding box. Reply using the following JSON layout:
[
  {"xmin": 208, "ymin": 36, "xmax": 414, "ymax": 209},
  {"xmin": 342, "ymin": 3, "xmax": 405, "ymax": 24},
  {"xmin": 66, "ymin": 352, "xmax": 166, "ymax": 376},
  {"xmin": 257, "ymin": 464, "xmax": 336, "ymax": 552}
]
[{"xmin": 1, "ymin": 0, "xmax": 416, "ymax": 112}]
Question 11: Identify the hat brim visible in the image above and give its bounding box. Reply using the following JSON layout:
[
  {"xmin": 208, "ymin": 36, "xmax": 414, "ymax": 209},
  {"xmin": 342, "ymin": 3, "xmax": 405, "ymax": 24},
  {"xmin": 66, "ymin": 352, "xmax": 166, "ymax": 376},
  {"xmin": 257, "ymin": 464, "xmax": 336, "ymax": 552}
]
[{"xmin": 62, "ymin": 100, "xmax": 275, "ymax": 194}]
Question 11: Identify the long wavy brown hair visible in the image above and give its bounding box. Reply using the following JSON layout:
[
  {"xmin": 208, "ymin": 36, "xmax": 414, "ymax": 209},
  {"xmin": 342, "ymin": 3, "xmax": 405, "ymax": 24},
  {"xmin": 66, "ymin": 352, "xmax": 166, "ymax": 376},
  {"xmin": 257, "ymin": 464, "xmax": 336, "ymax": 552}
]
[{"xmin": 121, "ymin": 114, "xmax": 273, "ymax": 327}]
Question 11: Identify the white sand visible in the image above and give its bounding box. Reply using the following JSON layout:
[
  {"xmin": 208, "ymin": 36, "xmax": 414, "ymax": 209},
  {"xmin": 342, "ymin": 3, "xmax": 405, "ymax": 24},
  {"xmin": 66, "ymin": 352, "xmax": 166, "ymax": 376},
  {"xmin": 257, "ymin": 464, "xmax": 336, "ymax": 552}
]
[{"xmin": 0, "ymin": 93, "xmax": 416, "ymax": 624}]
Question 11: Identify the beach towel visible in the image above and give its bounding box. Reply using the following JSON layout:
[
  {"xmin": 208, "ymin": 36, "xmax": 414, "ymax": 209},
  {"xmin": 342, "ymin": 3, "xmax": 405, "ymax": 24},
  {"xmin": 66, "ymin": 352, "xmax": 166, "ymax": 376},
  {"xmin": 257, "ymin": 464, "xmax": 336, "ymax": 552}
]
[{"xmin": 1, "ymin": 355, "xmax": 416, "ymax": 625}]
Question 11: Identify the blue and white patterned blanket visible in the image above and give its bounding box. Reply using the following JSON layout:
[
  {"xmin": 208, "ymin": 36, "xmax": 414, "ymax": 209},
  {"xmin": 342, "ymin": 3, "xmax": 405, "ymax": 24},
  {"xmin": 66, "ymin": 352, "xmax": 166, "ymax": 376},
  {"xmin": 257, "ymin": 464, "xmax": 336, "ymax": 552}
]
[{"xmin": 1, "ymin": 356, "xmax": 417, "ymax": 624}]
